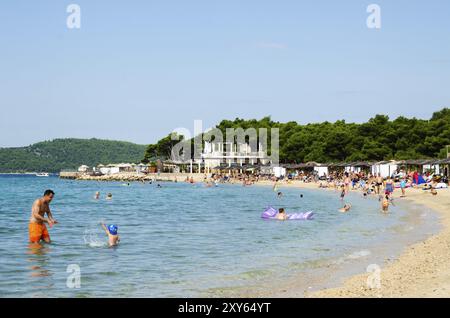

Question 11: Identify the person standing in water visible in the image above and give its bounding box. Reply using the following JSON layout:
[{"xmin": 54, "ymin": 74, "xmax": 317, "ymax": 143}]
[
  {"xmin": 384, "ymin": 177, "xmax": 394, "ymax": 195},
  {"xmin": 29, "ymin": 190, "xmax": 58, "ymax": 244},
  {"xmin": 340, "ymin": 185, "xmax": 346, "ymax": 200},
  {"xmin": 376, "ymin": 174, "xmax": 383, "ymax": 195}
]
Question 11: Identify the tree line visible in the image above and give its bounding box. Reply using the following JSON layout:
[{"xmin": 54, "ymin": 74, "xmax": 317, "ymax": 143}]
[{"xmin": 143, "ymin": 108, "xmax": 450, "ymax": 163}]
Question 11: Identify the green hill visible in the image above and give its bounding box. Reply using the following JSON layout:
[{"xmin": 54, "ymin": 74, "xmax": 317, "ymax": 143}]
[{"xmin": 0, "ymin": 138, "xmax": 147, "ymax": 173}]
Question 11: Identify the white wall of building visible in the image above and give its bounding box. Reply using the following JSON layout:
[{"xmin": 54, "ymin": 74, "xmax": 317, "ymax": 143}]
[
  {"xmin": 314, "ymin": 166, "xmax": 329, "ymax": 177},
  {"xmin": 372, "ymin": 164, "xmax": 397, "ymax": 178},
  {"xmin": 99, "ymin": 167, "xmax": 120, "ymax": 175},
  {"xmin": 273, "ymin": 167, "xmax": 286, "ymax": 178}
]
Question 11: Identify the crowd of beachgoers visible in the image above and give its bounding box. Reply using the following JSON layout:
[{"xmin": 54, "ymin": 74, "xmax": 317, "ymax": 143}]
[{"xmin": 200, "ymin": 169, "xmax": 449, "ymax": 214}]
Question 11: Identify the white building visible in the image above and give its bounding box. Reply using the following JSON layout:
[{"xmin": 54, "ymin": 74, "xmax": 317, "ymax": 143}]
[
  {"xmin": 201, "ymin": 141, "xmax": 271, "ymax": 172},
  {"xmin": 78, "ymin": 165, "xmax": 90, "ymax": 173},
  {"xmin": 99, "ymin": 164, "xmax": 120, "ymax": 175}
]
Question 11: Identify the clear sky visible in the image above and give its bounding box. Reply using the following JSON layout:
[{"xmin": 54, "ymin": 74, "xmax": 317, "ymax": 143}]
[{"xmin": 0, "ymin": 0, "xmax": 449, "ymax": 147}]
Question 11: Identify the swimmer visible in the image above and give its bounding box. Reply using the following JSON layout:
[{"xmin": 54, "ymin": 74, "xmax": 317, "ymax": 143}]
[
  {"xmin": 106, "ymin": 193, "xmax": 113, "ymax": 200},
  {"xmin": 277, "ymin": 192, "xmax": 283, "ymax": 198},
  {"xmin": 157, "ymin": 184, "xmax": 162, "ymax": 188},
  {"xmin": 94, "ymin": 191, "xmax": 100, "ymax": 200},
  {"xmin": 300, "ymin": 194, "xmax": 303, "ymax": 198},
  {"xmin": 101, "ymin": 222, "xmax": 120, "ymax": 247},
  {"xmin": 276, "ymin": 208, "xmax": 288, "ymax": 221},
  {"xmin": 339, "ymin": 203, "xmax": 352, "ymax": 213}
]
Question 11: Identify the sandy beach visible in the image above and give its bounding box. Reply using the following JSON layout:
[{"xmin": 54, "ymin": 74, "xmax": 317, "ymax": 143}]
[{"xmin": 255, "ymin": 180, "xmax": 450, "ymax": 298}]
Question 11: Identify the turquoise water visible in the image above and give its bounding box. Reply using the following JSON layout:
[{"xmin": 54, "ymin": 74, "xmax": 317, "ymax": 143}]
[{"xmin": 0, "ymin": 175, "xmax": 439, "ymax": 297}]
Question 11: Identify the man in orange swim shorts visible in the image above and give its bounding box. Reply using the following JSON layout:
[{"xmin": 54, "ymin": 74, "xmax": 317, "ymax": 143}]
[{"xmin": 29, "ymin": 190, "xmax": 58, "ymax": 243}]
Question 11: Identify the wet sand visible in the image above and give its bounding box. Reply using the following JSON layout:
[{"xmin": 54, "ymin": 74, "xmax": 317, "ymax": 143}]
[{"xmin": 257, "ymin": 180, "xmax": 450, "ymax": 297}]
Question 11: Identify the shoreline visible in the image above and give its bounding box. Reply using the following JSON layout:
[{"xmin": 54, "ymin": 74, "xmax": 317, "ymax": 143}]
[{"xmin": 257, "ymin": 180, "xmax": 450, "ymax": 297}]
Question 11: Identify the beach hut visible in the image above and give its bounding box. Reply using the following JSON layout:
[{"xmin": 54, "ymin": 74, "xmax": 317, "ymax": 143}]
[
  {"xmin": 273, "ymin": 166, "xmax": 286, "ymax": 178},
  {"xmin": 422, "ymin": 159, "xmax": 441, "ymax": 175},
  {"xmin": 436, "ymin": 158, "xmax": 450, "ymax": 178},
  {"xmin": 117, "ymin": 163, "xmax": 134, "ymax": 173},
  {"xmin": 314, "ymin": 164, "xmax": 329, "ymax": 178},
  {"xmin": 371, "ymin": 160, "xmax": 398, "ymax": 178}
]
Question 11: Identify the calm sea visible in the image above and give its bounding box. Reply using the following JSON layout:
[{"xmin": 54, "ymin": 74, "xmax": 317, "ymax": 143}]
[{"xmin": 0, "ymin": 175, "xmax": 439, "ymax": 297}]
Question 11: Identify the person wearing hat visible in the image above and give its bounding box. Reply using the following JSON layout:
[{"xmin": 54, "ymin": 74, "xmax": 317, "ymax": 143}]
[{"xmin": 101, "ymin": 221, "xmax": 120, "ymax": 247}]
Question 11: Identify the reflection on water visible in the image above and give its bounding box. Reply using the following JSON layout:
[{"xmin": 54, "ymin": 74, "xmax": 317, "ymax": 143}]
[{"xmin": 26, "ymin": 243, "xmax": 54, "ymax": 293}]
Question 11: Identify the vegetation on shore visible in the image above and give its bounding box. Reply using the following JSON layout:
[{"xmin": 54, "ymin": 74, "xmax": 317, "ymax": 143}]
[
  {"xmin": 2, "ymin": 109, "xmax": 449, "ymax": 173},
  {"xmin": 0, "ymin": 138, "xmax": 147, "ymax": 173},
  {"xmin": 143, "ymin": 108, "xmax": 450, "ymax": 163}
]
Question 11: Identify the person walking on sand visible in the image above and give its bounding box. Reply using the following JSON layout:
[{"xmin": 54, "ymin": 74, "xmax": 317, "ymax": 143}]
[
  {"xmin": 29, "ymin": 190, "xmax": 58, "ymax": 244},
  {"xmin": 400, "ymin": 178, "xmax": 407, "ymax": 197}
]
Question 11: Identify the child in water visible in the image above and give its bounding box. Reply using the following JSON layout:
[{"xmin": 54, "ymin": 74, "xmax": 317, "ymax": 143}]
[
  {"xmin": 101, "ymin": 222, "xmax": 120, "ymax": 247},
  {"xmin": 276, "ymin": 208, "xmax": 288, "ymax": 220},
  {"xmin": 381, "ymin": 195, "xmax": 390, "ymax": 213}
]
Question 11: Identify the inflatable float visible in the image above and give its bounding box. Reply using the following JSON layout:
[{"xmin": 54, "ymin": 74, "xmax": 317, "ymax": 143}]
[{"xmin": 261, "ymin": 206, "xmax": 314, "ymax": 220}]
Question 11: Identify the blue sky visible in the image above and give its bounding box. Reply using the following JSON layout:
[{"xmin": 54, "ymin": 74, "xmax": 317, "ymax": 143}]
[{"xmin": 0, "ymin": 0, "xmax": 449, "ymax": 147}]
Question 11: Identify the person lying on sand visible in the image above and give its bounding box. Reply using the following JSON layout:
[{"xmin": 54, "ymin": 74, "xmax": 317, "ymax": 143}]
[
  {"xmin": 276, "ymin": 208, "xmax": 288, "ymax": 221},
  {"xmin": 339, "ymin": 204, "xmax": 352, "ymax": 213},
  {"xmin": 101, "ymin": 221, "xmax": 120, "ymax": 247}
]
